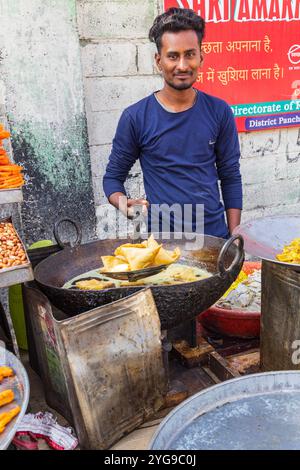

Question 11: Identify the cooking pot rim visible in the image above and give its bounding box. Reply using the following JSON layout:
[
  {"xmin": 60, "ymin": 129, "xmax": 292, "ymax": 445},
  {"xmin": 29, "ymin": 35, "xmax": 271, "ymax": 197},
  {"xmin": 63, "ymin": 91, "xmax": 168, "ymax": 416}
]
[{"xmin": 34, "ymin": 234, "xmax": 241, "ymax": 291}]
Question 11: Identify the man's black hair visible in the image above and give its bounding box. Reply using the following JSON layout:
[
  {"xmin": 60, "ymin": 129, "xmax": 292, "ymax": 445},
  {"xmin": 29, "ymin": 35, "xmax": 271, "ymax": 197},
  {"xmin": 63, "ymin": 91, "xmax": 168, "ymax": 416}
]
[{"xmin": 149, "ymin": 8, "xmax": 205, "ymax": 53}]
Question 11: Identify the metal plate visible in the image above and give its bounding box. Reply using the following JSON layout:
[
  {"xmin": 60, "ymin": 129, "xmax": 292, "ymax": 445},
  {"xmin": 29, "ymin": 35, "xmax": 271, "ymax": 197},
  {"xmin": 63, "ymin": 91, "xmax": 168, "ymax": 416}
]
[
  {"xmin": 0, "ymin": 347, "xmax": 30, "ymax": 450},
  {"xmin": 150, "ymin": 371, "xmax": 300, "ymax": 450},
  {"xmin": 233, "ymin": 215, "xmax": 300, "ymax": 272}
]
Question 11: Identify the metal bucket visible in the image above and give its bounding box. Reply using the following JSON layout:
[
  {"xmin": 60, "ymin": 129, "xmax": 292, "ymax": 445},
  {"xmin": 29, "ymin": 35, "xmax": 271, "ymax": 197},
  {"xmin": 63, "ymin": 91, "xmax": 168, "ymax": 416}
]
[
  {"xmin": 150, "ymin": 371, "xmax": 300, "ymax": 450},
  {"xmin": 22, "ymin": 284, "xmax": 167, "ymax": 449},
  {"xmin": 261, "ymin": 260, "xmax": 300, "ymax": 371}
]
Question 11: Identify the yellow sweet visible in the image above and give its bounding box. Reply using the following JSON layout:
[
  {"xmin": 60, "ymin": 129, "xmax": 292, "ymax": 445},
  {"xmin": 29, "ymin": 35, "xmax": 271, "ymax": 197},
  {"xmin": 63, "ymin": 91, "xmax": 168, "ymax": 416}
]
[
  {"xmin": 75, "ymin": 279, "xmax": 115, "ymax": 290},
  {"xmin": 276, "ymin": 238, "xmax": 300, "ymax": 264},
  {"xmin": 222, "ymin": 270, "xmax": 248, "ymax": 299}
]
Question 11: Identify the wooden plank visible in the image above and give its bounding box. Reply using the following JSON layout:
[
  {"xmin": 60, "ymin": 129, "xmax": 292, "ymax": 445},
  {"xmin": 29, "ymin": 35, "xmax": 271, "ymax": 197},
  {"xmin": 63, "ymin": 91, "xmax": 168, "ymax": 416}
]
[
  {"xmin": 208, "ymin": 351, "xmax": 240, "ymax": 381},
  {"xmin": 172, "ymin": 338, "xmax": 214, "ymax": 368},
  {"xmin": 226, "ymin": 350, "xmax": 260, "ymax": 375},
  {"xmin": 164, "ymin": 379, "xmax": 189, "ymax": 408},
  {"xmin": 202, "ymin": 366, "xmax": 221, "ymax": 384}
]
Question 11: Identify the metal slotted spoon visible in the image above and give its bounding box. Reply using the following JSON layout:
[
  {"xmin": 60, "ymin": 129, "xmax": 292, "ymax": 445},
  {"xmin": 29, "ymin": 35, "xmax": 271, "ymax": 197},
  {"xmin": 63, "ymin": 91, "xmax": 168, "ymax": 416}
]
[{"xmin": 100, "ymin": 264, "xmax": 170, "ymax": 282}]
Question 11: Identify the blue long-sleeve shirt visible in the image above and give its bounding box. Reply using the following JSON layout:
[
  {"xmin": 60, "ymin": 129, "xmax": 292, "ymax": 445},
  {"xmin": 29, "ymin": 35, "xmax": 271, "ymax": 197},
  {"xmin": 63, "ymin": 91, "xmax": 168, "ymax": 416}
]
[{"xmin": 103, "ymin": 90, "xmax": 242, "ymax": 238}]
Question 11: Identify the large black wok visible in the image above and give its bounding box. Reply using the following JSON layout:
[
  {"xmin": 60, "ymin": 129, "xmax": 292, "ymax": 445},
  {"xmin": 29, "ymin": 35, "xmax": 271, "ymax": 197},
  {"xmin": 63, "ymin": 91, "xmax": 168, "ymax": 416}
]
[{"xmin": 34, "ymin": 234, "xmax": 244, "ymax": 330}]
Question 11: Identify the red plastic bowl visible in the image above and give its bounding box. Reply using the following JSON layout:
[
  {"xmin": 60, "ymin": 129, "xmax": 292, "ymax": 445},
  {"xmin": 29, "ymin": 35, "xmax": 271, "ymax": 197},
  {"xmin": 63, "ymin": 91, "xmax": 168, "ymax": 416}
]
[{"xmin": 198, "ymin": 261, "xmax": 261, "ymax": 338}]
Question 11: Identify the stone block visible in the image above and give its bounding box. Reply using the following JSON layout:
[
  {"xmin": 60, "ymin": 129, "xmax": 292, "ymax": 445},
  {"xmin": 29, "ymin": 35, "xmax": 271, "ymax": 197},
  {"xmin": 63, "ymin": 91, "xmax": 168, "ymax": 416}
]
[
  {"xmin": 81, "ymin": 42, "xmax": 137, "ymax": 77},
  {"xmin": 85, "ymin": 75, "xmax": 163, "ymax": 112},
  {"xmin": 239, "ymin": 129, "xmax": 284, "ymax": 159},
  {"xmin": 240, "ymin": 155, "xmax": 276, "ymax": 185},
  {"xmin": 243, "ymin": 179, "xmax": 300, "ymax": 211},
  {"xmin": 89, "ymin": 144, "xmax": 112, "ymax": 177},
  {"xmin": 86, "ymin": 109, "xmax": 122, "ymax": 145},
  {"xmin": 77, "ymin": 0, "xmax": 156, "ymax": 39},
  {"xmin": 136, "ymin": 42, "xmax": 158, "ymax": 75}
]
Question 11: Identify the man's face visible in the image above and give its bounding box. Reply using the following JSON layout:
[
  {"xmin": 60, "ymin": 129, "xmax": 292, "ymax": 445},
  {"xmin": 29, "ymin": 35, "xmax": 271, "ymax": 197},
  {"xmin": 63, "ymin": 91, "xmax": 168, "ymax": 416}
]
[{"xmin": 155, "ymin": 30, "xmax": 203, "ymax": 91}]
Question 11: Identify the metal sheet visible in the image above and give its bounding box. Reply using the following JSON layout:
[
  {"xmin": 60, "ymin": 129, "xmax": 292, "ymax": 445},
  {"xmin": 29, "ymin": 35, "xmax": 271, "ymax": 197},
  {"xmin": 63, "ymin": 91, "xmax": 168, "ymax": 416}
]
[
  {"xmin": 150, "ymin": 371, "xmax": 300, "ymax": 450},
  {"xmin": 22, "ymin": 284, "xmax": 167, "ymax": 449},
  {"xmin": 261, "ymin": 260, "xmax": 300, "ymax": 371},
  {"xmin": 0, "ymin": 264, "xmax": 34, "ymax": 288},
  {"xmin": 0, "ymin": 346, "xmax": 30, "ymax": 450},
  {"xmin": 233, "ymin": 215, "xmax": 300, "ymax": 271}
]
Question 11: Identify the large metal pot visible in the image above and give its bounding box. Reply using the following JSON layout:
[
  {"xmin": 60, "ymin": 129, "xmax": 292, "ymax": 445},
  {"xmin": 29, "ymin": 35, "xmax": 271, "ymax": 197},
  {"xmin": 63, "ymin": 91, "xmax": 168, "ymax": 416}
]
[
  {"xmin": 34, "ymin": 234, "xmax": 244, "ymax": 330},
  {"xmin": 150, "ymin": 371, "xmax": 300, "ymax": 450}
]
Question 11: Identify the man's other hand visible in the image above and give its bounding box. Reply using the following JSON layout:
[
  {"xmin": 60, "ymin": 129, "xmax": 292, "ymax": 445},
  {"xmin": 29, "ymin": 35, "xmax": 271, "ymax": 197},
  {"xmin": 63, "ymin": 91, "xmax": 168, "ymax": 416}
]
[
  {"xmin": 108, "ymin": 192, "xmax": 149, "ymax": 219},
  {"xmin": 127, "ymin": 198, "xmax": 149, "ymax": 219}
]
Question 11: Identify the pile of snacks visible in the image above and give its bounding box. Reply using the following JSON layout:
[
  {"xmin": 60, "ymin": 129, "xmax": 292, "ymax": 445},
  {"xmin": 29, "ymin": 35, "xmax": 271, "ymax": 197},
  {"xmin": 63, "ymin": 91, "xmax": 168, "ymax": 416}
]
[
  {"xmin": 0, "ymin": 222, "xmax": 28, "ymax": 269},
  {"xmin": 101, "ymin": 234, "xmax": 181, "ymax": 273},
  {"xmin": 216, "ymin": 263, "xmax": 261, "ymax": 312},
  {"xmin": 276, "ymin": 237, "xmax": 300, "ymax": 264},
  {"xmin": 0, "ymin": 124, "xmax": 24, "ymax": 190},
  {"xmin": 0, "ymin": 366, "xmax": 20, "ymax": 434}
]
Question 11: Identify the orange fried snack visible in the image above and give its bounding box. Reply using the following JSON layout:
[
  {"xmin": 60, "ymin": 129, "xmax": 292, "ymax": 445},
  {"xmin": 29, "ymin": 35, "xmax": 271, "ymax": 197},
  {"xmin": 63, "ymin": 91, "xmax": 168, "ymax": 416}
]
[
  {"xmin": 0, "ymin": 125, "xmax": 25, "ymax": 189},
  {"xmin": 0, "ymin": 366, "xmax": 14, "ymax": 382},
  {"xmin": 0, "ymin": 390, "xmax": 14, "ymax": 407},
  {"xmin": 0, "ymin": 406, "xmax": 20, "ymax": 433},
  {"xmin": 100, "ymin": 234, "xmax": 181, "ymax": 273}
]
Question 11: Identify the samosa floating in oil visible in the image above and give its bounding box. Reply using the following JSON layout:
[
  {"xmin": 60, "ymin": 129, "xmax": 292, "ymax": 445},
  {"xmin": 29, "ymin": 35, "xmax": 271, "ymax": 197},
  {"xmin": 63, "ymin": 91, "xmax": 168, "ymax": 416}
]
[{"xmin": 100, "ymin": 234, "xmax": 181, "ymax": 273}]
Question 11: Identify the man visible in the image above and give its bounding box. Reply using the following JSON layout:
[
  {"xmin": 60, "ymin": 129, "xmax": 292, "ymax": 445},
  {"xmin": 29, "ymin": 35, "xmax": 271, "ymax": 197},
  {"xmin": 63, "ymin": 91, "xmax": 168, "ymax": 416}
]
[{"xmin": 103, "ymin": 7, "xmax": 242, "ymax": 238}]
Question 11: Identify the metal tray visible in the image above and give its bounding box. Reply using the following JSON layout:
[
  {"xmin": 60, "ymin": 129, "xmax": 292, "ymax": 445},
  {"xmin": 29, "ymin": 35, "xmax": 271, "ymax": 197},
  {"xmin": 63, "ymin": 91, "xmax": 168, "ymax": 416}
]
[
  {"xmin": 0, "ymin": 217, "xmax": 33, "ymax": 287},
  {"xmin": 150, "ymin": 371, "xmax": 300, "ymax": 450},
  {"xmin": 0, "ymin": 346, "xmax": 30, "ymax": 450},
  {"xmin": 0, "ymin": 189, "xmax": 23, "ymax": 204},
  {"xmin": 233, "ymin": 214, "xmax": 300, "ymax": 272}
]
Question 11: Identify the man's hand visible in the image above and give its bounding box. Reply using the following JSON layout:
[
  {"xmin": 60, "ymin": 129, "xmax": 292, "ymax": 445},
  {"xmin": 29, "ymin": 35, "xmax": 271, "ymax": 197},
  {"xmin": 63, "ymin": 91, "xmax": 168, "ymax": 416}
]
[
  {"xmin": 108, "ymin": 192, "xmax": 149, "ymax": 219},
  {"xmin": 226, "ymin": 208, "xmax": 241, "ymax": 235},
  {"xmin": 127, "ymin": 198, "xmax": 149, "ymax": 219}
]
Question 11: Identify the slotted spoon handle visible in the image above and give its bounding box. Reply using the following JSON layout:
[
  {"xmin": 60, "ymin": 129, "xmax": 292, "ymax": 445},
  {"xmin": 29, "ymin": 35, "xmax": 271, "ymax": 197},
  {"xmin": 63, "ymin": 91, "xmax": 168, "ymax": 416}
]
[{"xmin": 132, "ymin": 205, "xmax": 144, "ymax": 242}]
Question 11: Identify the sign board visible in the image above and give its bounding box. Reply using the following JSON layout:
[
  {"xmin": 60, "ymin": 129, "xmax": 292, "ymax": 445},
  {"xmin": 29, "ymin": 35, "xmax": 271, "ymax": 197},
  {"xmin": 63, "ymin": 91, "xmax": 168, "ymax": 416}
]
[{"xmin": 163, "ymin": 1, "xmax": 300, "ymax": 131}]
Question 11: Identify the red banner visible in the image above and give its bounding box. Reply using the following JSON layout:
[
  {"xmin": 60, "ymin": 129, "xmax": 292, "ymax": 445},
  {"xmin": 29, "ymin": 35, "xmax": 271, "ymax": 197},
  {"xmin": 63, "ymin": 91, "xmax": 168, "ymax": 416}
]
[{"xmin": 163, "ymin": 1, "xmax": 300, "ymax": 131}]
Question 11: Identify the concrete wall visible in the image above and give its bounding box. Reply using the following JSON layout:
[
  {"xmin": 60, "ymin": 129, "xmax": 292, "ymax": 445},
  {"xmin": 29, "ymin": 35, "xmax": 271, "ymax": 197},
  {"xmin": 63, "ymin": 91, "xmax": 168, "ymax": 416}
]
[
  {"xmin": 0, "ymin": 80, "xmax": 22, "ymax": 235},
  {"xmin": 0, "ymin": 0, "xmax": 96, "ymax": 244},
  {"xmin": 77, "ymin": 0, "xmax": 163, "ymax": 236},
  {"xmin": 78, "ymin": 0, "xmax": 300, "ymax": 238},
  {"xmin": 240, "ymin": 128, "xmax": 300, "ymax": 222}
]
